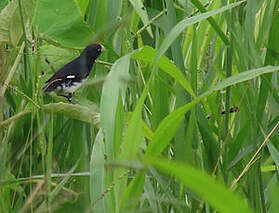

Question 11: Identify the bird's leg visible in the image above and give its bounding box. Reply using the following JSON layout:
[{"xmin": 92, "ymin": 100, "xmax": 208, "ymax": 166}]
[
  {"xmin": 57, "ymin": 93, "xmax": 73, "ymax": 103},
  {"xmin": 67, "ymin": 93, "xmax": 73, "ymax": 103}
]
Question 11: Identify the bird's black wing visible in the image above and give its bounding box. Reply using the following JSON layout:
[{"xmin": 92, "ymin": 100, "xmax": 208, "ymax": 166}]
[
  {"xmin": 45, "ymin": 56, "xmax": 84, "ymax": 84},
  {"xmin": 43, "ymin": 56, "xmax": 89, "ymax": 92}
]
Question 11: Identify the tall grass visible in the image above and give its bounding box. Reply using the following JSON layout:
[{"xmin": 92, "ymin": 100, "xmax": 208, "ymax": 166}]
[{"xmin": 1, "ymin": 0, "xmax": 279, "ymax": 212}]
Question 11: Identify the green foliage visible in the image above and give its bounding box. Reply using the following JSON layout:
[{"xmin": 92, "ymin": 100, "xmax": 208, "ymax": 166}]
[
  {"xmin": 0, "ymin": 0, "xmax": 34, "ymax": 47},
  {"xmin": 33, "ymin": 0, "xmax": 94, "ymax": 48},
  {"xmin": 1, "ymin": 0, "xmax": 279, "ymax": 213},
  {"xmin": 145, "ymin": 157, "xmax": 253, "ymax": 213}
]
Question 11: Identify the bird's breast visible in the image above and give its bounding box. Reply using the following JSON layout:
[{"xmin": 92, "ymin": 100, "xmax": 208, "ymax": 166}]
[{"xmin": 61, "ymin": 77, "xmax": 88, "ymax": 93}]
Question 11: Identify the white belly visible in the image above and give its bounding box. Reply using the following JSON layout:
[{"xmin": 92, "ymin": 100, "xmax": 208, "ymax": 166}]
[{"xmin": 62, "ymin": 78, "xmax": 88, "ymax": 93}]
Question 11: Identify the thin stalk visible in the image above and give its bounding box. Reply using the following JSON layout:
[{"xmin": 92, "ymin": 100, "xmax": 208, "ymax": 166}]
[
  {"xmin": 29, "ymin": 113, "xmax": 34, "ymax": 212},
  {"xmin": 132, "ymin": 9, "xmax": 167, "ymax": 39},
  {"xmin": 231, "ymin": 121, "xmax": 279, "ymax": 189},
  {"xmin": 3, "ymin": 83, "xmax": 40, "ymax": 108},
  {"xmin": 46, "ymin": 113, "xmax": 54, "ymax": 212},
  {"xmin": 190, "ymin": 0, "xmax": 230, "ymax": 45},
  {"xmin": 17, "ymin": 0, "xmax": 28, "ymax": 80},
  {"xmin": 0, "ymin": 42, "xmax": 25, "ymax": 98},
  {"xmin": 225, "ymin": 44, "xmax": 232, "ymax": 136},
  {"xmin": 258, "ymin": 156, "xmax": 267, "ymax": 213},
  {"xmin": 0, "ymin": 110, "xmax": 32, "ymax": 127}
]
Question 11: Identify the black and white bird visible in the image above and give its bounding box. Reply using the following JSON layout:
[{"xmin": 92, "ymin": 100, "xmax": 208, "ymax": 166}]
[{"xmin": 43, "ymin": 43, "xmax": 105, "ymax": 102}]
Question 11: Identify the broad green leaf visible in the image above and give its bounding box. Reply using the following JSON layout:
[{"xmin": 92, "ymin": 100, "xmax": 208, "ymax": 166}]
[
  {"xmin": 107, "ymin": 0, "xmax": 122, "ymax": 25},
  {"xmin": 145, "ymin": 157, "xmax": 253, "ymax": 213},
  {"xmin": 39, "ymin": 45, "xmax": 80, "ymax": 80},
  {"xmin": 33, "ymin": 0, "xmax": 94, "ymax": 48},
  {"xmin": 132, "ymin": 46, "xmax": 195, "ymax": 97},
  {"xmin": 129, "ymin": 0, "xmax": 153, "ymax": 38},
  {"xmin": 0, "ymin": 0, "xmax": 34, "ymax": 47},
  {"xmin": 42, "ymin": 103, "xmax": 99, "ymax": 125},
  {"xmin": 86, "ymin": 0, "xmax": 107, "ymax": 30},
  {"xmin": 0, "ymin": 0, "xmax": 9, "ymax": 11},
  {"xmin": 100, "ymin": 54, "xmax": 131, "ymax": 160}
]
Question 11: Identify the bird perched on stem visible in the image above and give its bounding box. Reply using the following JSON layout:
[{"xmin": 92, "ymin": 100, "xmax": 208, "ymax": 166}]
[{"xmin": 43, "ymin": 43, "xmax": 105, "ymax": 102}]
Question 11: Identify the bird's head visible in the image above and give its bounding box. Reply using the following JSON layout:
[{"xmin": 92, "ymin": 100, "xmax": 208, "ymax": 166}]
[{"xmin": 83, "ymin": 43, "xmax": 105, "ymax": 60}]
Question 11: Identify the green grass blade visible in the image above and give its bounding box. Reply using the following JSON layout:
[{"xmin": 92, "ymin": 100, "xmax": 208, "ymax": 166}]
[
  {"xmin": 190, "ymin": 0, "xmax": 230, "ymax": 45},
  {"xmin": 90, "ymin": 130, "xmax": 106, "ymax": 212},
  {"xmin": 145, "ymin": 65, "xmax": 279, "ymax": 158},
  {"xmin": 257, "ymin": 10, "xmax": 279, "ymax": 122},
  {"xmin": 154, "ymin": 1, "xmax": 245, "ymax": 66},
  {"xmin": 129, "ymin": 0, "xmax": 153, "ymax": 38},
  {"xmin": 107, "ymin": 0, "xmax": 122, "ymax": 25},
  {"xmin": 120, "ymin": 172, "xmax": 145, "ymax": 211},
  {"xmin": 208, "ymin": 66, "xmax": 279, "ymax": 94},
  {"xmin": 145, "ymin": 97, "xmax": 201, "ymax": 157},
  {"xmin": 144, "ymin": 157, "xmax": 253, "ymax": 213},
  {"xmin": 100, "ymin": 54, "xmax": 131, "ymax": 160},
  {"xmin": 0, "ymin": 110, "xmax": 31, "ymax": 127},
  {"xmin": 114, "ymin": 61, "xmax": 155, "ymax": 212},
  {"xmin": 131, "ymin": 46, "xmax": 195, "ymax": 97}
]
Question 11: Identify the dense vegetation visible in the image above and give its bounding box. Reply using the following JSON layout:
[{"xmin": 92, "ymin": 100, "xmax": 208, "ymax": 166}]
[{"xmin": 1, "ymin": 0, "xmax": 279, "ymax": 212}]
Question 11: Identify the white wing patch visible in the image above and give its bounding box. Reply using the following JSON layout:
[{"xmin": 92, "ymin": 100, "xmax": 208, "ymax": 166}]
[{"xmin": 66, "ymin": 75, "xmax": 76, "ymax": 79}]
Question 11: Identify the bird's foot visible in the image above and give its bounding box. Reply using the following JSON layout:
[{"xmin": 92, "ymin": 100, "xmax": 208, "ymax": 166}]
[
  {"xmin": 57, "ymin": 93, "xmax": 74, "ymax": 104},
  {"xmin": 67, "ymin": 93, "xmax": 73, "ymax": 103}
]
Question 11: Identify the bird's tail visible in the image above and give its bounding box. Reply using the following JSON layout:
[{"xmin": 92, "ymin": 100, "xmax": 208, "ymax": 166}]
[
  {"xmin": 43, "ymin": 78, "xmax": 62, "ymax": 92},
  {"xmin": 43, "ymin": 84, "xmax": 54, "ymax": 92},
  {"xmin": 43, "ymin": 81, "xmax": 60, "ymax": 92}
]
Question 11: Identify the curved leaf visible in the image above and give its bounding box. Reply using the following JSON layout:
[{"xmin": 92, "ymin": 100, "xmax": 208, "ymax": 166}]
[
  {"xmin": 145, "ymin": 157, "xmax": 253, "ymax": 213},
  {"xmin": 100, "ymin": 54, "xmax": 131, "ymax": 159},
  {"xmin": 42, "ymin": 102, "xmax": 99, "ymax": 125},
  {"xmin": 132, "ymin": 46, "xmax": 195, "ymax": 97}
]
